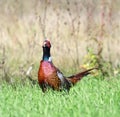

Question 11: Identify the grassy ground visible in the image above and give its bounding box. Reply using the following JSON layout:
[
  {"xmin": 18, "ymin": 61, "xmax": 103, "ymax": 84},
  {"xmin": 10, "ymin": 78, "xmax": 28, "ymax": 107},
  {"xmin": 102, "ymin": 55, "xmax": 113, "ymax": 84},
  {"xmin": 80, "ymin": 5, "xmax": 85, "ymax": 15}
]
[
  {"xmin": 0, "ymin": 0, "xmax": 120, "ymax": 83},
  {"xmin": 0, "ymin": 75, "xmax": 120, "ymax": 117}
]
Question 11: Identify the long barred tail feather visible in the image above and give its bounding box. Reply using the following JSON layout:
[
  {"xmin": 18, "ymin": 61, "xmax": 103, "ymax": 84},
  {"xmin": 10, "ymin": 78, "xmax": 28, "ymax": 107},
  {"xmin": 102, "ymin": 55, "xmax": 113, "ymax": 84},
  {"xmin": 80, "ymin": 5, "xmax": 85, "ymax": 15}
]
[{"xmin": 66, "ymin": 68, "xmax": 98, "ymax": 85}]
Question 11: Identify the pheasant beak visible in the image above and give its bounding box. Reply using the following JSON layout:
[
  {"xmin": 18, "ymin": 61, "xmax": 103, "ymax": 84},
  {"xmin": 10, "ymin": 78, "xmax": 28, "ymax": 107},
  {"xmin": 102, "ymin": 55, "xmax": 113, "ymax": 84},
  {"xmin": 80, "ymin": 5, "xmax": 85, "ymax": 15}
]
[{"xmin": 42, "ymin": 42, "xmax": 47, "ymax": 47}]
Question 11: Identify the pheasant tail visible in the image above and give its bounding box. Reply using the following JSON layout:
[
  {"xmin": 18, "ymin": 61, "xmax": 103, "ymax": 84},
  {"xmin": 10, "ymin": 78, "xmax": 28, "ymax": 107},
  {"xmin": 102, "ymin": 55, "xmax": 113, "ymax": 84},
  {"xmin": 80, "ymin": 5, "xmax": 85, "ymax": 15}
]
[{"xmin": 67, "ymin": 68, "xmax": 97, "ymax": 85}]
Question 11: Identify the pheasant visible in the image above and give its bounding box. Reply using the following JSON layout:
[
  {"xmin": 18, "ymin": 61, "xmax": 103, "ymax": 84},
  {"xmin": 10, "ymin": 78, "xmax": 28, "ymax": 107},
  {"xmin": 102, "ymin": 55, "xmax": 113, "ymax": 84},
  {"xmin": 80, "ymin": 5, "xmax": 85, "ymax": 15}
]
[{"xmin": 38, "ymin": 39, "xmax": 96, "ymax": 92}]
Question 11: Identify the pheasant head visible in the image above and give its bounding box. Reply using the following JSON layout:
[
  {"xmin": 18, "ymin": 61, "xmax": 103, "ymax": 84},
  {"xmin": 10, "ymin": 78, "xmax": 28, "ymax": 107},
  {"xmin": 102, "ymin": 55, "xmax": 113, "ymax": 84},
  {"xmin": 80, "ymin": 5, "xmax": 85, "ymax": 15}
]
[
  {"xmin": 42, "ymin": 39, "xmax": 52, "ymax": 61},
  {"xmin": 42, "ymin": 39, "xmax": 51, "ymax": 48}
]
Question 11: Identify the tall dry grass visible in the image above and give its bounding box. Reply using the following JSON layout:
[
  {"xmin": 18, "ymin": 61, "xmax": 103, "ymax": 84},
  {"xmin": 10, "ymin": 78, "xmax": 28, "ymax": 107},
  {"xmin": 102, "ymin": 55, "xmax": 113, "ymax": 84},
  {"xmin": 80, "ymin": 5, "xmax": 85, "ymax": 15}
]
[{"xmin": 0, "ymin": 0, "xmax": 120, "ymax": 83}]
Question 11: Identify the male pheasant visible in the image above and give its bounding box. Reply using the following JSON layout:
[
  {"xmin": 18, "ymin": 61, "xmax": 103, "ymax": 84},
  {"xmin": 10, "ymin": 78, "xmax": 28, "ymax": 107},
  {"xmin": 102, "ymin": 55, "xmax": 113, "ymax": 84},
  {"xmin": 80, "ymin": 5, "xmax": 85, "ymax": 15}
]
[{"xmin": 38, "ymin": 39, "xmax": 96, "ymax": 92}]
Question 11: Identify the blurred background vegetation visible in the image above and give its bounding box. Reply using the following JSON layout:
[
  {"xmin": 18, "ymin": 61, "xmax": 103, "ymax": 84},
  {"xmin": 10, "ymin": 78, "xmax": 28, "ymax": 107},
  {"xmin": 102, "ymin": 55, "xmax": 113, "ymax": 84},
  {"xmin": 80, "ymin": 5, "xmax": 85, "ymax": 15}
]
[{"xmin": 0, "ymin": 0, "xmax": 120, "ymax": 83}]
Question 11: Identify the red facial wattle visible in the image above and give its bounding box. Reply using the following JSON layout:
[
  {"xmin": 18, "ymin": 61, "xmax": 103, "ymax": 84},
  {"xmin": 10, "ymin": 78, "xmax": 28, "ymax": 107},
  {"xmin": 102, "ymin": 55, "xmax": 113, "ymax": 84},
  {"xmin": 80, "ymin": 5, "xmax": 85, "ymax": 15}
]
[{"xmin": 42, "ymin": 40, "xmax": 51, "ymax": 48}]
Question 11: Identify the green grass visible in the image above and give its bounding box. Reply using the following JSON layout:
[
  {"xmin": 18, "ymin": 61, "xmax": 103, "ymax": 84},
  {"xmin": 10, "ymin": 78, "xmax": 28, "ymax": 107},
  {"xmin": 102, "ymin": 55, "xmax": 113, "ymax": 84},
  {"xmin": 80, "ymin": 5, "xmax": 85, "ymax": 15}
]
[{"xmin": 0, "ymin": 76, "xmax": 120, "ymax": 117}]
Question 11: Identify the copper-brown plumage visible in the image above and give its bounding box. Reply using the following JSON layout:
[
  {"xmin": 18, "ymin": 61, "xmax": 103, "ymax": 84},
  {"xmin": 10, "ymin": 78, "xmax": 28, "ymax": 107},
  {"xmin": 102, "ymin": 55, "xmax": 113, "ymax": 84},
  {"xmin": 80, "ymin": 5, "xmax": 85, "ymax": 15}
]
[
  {"xmin": 38, "ymin": 61, "xmax": 61, "ymax": 92},
  {"xmin": 38, "ymin": 39, "xmax": 96, "ymax": 92}
]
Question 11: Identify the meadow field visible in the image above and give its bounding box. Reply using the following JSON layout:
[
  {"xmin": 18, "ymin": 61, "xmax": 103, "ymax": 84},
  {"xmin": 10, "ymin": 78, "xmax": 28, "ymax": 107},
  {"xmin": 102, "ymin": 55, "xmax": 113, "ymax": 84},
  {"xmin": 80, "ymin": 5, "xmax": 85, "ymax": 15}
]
[
  {"xmin": 0, "ymin": 76, "xmax": 120, "ymax": 117},
  {"xmin": 0, "ymin": 0, "xmax": 120, "ymax": 117}
]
